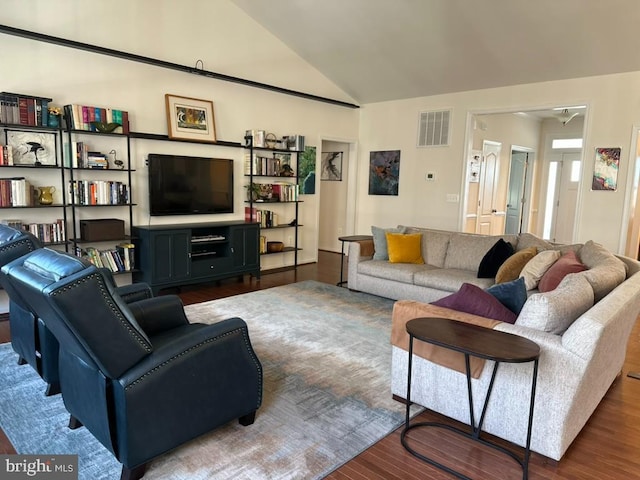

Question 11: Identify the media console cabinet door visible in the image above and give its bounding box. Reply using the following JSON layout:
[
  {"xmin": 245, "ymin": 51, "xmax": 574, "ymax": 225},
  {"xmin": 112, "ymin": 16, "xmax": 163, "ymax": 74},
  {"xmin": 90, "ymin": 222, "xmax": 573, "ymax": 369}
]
[{"xmin": 149, "ymin": 230, "xmax": 191, "ymax": 283}]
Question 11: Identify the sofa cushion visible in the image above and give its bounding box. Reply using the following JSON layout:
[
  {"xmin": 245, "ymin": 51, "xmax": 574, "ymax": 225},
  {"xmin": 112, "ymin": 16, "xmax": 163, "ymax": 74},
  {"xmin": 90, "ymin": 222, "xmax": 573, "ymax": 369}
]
[
  {"xmin": 516, "ymin": 232, "xmax": 554, "ymax": 252},
  {"xmin": 371, "ymin": 225, "xmax": 406, "ymax": 260},
  {"xmin": 432, "ymin": 283, "xmax": 517, "ymax": 323},
  {"xmin": 478, "ymin": 238, "xmax": 515, "ymax": 278},
  {"xmin": 358, "ymin": 259, "xmax": 430, "ymax": 283},
  {"xmin": 403, "ymin": 227, "xmax": 451, "ymax": 268},
  {"xmin": 538, "ymin": 250, "xmax": 587, "ymax": 292},
  {"xmin": 520, "ymin": 249, "xmax": 561, "ymax": 290},
  {"xmin": 386, "ymin": 232, "xmax": 424, "ymax": 264},
  {"xmin": 495, "ymin": 247, "xmax": 537, "ymax": 284},
  {"xmin": 516, "ymin": 273, "xmax": 594, "ymax": 334},
  {"xmin": 578, "ymin": 240, "xmax": 627, "ymax": 302},
  {"xmin": 414, "ymin": 268, "xmax": 494, "ymax": 293},
  {"xmin": 486, "ymin": 277, "xmax": 527, "ymax": 315},
  {"xmin": 444, "ymin": 233, "xmax": 516, "ymax": 272}
]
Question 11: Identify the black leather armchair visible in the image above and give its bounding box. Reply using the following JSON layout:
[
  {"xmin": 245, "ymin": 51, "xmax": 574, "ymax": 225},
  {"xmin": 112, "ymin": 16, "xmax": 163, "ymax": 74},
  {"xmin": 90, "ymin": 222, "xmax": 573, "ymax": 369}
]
[
  {"xmin": 0, "ymin": 225, "xmax": 62, "ymax": 394},
  {"xmin": 3, "ymin": 248, "xmax": 263, "ymax": 480}
]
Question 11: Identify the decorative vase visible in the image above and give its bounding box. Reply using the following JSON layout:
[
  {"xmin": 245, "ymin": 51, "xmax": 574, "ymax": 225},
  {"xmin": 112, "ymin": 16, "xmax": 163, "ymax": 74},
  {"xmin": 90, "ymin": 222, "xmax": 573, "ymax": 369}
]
[
  {"xmin": 37, "ymin": 186, "xmax": 56, "ymax": 205},
  {"xmin": 48, "ymin": 114, "xmax": 60, "ymax": 128}
]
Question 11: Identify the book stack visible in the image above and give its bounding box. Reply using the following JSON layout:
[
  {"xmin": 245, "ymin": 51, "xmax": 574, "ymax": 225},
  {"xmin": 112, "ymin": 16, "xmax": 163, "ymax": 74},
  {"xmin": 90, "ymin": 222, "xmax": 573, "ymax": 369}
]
[
  {"xmin": 63, "ymin": 104, "xmax": 129, "ymax": 133},
  {"xmin": 0, "ymin": 145, "xmax": 14, "ymax": 165},
  {"xmin": 68, "ymin": 180, "xmax": 130, "ymax": 205},
  {"xmin": 86, "ymin": 152, "xmax": 108, "ymax": 169},
  {"xmin": 244, "ymin": 152, "xmax": 292, "ymax": 176},
  {"xmin": 82, "ymin": 244, "xmax": 134, "ymax": 272},
  {"xmin": 0, "ymin": 92, "xmax": 52, "ymax": 127},
  {"xmin": 0, "ymin": 177, "xmax": 33, "ymax": 206},
  {"xmin": 271, "ymin": 183, "xmax": 299, "ymax": 202},
  {"xmin": 244, "ymin": 206, "xmax": 279, "ymax": 227}
]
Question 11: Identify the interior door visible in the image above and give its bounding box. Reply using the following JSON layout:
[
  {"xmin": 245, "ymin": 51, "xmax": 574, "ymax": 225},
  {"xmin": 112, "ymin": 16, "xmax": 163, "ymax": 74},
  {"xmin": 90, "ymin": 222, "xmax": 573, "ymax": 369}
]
[
  {"xmin": 505, "ymin": 151, "xmax": 529, "ymax": 235},
  {"xmin": 476, "ymin": 141, "xmax": 502, "ymax": 235},
  {"xmin": 546, "ymin": 153, "xmax": 580, "ymax": 243}
]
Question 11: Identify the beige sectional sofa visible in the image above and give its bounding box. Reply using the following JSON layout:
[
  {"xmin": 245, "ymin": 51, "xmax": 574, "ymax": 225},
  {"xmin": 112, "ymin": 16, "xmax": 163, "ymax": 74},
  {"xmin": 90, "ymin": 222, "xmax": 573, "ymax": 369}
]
[{"xmin": 347, "ymin": 226, "xmax": 640, "ymax": 461}]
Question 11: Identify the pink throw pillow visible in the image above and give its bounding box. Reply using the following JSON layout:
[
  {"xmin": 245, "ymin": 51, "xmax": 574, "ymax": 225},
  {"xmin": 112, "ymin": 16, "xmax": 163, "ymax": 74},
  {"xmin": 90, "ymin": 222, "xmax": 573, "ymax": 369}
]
[{"xmin": 538, "ymin": 250, "xmax": 587, "ymax": 292}]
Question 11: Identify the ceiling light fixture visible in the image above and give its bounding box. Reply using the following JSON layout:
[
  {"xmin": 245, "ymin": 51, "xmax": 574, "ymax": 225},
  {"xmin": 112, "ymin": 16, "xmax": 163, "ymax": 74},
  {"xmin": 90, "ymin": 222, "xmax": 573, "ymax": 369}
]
[{"xmin": 556, "ymin": 108, "xmax": 579, "ymax": 126}]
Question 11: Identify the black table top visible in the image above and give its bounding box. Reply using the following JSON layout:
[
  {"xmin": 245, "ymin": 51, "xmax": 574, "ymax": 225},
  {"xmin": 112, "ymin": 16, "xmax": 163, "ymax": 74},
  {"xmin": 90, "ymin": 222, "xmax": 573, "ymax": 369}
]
[
  {"xmin": 406, "ymin": 317, "xmax": 540, "ymax": 363},
  {"xmin": 338, "ymin": 235, "xmax": 373, "ymax": 242}
]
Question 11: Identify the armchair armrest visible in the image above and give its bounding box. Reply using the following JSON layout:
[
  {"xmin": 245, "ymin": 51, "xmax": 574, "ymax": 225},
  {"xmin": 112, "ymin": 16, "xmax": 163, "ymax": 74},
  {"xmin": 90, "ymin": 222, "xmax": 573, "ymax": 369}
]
[
  {"xmin": 115, "ymin": 283, "xmax": 153, "ymax": 304},
  {"xmin": 126, "ymin": 295, "xmax": 189, "ymax": 336}
]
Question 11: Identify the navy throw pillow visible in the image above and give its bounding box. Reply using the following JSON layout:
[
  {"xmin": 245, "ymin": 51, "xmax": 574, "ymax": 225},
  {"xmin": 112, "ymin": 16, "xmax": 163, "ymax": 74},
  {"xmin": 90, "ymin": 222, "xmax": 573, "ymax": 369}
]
[{"xmin": 486, "ymin": 277, "xmax": 527, "ymax": 315}]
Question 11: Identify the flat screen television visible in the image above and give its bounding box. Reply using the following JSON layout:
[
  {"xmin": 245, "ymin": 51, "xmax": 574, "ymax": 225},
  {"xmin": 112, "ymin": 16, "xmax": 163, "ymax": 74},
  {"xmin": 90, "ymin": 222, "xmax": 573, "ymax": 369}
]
[{"xmin": 148, "ymin": 153, "xmax": 234, "ymax": 216}]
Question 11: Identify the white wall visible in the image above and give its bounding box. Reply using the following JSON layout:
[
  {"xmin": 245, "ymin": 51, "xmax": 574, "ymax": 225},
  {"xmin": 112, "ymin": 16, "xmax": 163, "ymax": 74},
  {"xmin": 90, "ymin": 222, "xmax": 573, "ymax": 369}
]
[{"xmin": 357, "ymin": 73, "xmax": 640, "ymax": 253}]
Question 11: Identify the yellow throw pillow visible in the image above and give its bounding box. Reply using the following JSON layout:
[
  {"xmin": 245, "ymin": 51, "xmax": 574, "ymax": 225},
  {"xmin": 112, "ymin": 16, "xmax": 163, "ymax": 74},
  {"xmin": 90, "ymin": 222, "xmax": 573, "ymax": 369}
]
[
  {"xmin": 495, "ymin": 247, "xmax": 537, "ymax": 284},
  {"xmin": 385, "ymin": 232, "xmax": 424, "ymax": 264}
]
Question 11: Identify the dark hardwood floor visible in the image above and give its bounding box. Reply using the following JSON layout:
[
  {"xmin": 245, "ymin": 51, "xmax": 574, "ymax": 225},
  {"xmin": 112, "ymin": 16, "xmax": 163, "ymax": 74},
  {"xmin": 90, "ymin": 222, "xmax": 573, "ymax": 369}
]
[{"xmin": 2, "ymin": 250, "xmax": 640, "ymax": 479}]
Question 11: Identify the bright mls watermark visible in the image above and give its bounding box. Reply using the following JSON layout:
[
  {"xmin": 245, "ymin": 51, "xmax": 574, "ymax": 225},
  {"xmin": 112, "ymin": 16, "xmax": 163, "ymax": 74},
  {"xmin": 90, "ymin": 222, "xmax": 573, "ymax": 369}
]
[{"xmin": 0, "ymin": 455, "xmax": 77, "ymax": 479}]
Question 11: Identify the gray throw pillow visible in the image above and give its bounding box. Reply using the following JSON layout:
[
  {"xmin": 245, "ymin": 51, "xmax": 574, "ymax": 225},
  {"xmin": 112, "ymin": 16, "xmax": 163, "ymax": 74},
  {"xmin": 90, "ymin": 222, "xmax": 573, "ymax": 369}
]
[{"xmin": 371, "ymin": 225, "xmax": 406, "ymax": 260}]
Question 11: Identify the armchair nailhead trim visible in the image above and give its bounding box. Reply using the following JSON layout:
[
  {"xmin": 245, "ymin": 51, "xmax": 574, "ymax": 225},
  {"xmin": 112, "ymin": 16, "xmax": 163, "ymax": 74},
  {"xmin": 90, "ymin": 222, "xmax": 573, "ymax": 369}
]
[
  {"xmin": 126, "ymin": 327, "xmax": 263, "ymax": 408},
  {"xmin": 52, "ymin": 273, "xmax": 152, "ymax": 352},
  {"xmin": 0, "ymin": 240, "xmax": 36, "ymax": 254}
]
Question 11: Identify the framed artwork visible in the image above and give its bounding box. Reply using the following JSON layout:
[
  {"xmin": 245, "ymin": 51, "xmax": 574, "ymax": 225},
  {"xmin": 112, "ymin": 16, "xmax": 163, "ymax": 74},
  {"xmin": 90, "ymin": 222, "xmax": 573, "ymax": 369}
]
[
  {"xmin": 298, "ymin": 146, "xmax": 317, "ymax": 194},
  {"xmin": 369, "ymin": 150, "xmax": 400, "ymax": 195},
  {"xmin": 321, "ymin": 151, "xmax": 343, "ymax": 181},
  {"xmin": 592, "ymin": 147, "xmax": 620, "ymax": 191},
  {"xmin": 165, "ymin": 94, "xmax": 216, "ymax": 143},
  {"xmin": 6, "ymin": 130, "xmax": 57, "ymax": 165}
]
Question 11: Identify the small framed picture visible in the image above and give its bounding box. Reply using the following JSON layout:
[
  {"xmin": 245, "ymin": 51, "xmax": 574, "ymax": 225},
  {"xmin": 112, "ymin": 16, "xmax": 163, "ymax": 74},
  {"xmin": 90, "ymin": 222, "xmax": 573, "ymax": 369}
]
[
  {"xmin": 592, "ymin": 147, "xmax": 620, "ymax": 191},
  {"xmin": 6, "ymin": 130, "xmax": 57, "ymax": 165},
  {"xmin": 165, "ymin": 94, "xmax": 216, "ymax": 143},
  {"xmin": 321, "ymin": 151, "xmax": 343, "ymax": 181}
]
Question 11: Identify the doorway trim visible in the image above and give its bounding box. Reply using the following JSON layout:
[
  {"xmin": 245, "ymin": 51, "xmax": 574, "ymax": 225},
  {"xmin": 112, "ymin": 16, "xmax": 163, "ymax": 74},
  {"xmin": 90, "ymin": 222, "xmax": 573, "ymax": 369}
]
[
  {"xmin": 619, "ymin": 123, "xmax": 640, "ymax": 256},
  {"xmin": 509, "ymin": 145, "xmax": 535, "ymax": 234}
]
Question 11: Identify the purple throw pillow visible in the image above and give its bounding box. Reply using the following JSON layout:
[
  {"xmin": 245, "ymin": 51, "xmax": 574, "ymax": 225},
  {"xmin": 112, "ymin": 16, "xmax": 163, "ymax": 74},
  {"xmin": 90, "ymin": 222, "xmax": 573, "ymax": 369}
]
[{"xmin": 432, "ymin": 283, "xmax": 517, "ymax": 324}]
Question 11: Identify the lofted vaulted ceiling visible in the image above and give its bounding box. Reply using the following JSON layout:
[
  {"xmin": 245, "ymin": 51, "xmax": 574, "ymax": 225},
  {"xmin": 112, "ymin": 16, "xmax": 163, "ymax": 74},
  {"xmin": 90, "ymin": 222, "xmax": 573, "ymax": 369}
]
[{"xmin": 231, "ymin": 0, "xmax": 640, "ymax": 105}]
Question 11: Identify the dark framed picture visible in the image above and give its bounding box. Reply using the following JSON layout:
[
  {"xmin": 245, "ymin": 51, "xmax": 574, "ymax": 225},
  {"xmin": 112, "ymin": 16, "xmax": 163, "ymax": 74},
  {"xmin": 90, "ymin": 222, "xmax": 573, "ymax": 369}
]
[
  {"xmin": 6, "ymin": 130, "xmax": 57, "ymax": 165},
  {"xmin": 321, "ymin": 152, "xmax": 343, "ymax": 181},
  {"xmin": 165, "ymin": 94, "xmax": 216, "ymax": 143},
  {"xmin": 369, "ymin": 150, "xmax": 400, "ymax": 195}
]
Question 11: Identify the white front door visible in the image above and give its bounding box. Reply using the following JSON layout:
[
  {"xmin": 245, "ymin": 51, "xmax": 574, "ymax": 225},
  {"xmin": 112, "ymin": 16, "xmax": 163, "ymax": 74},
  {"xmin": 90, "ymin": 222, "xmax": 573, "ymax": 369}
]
[{"xmin": 544, "ymin": 153, "xmax": 581, "ymax": 243}]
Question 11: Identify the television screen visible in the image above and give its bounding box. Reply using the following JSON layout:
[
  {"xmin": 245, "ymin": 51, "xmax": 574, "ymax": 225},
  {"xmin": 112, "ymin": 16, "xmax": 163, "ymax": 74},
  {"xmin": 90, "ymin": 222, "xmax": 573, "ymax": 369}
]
[{"xmin": 148, "ymin": 154, "xmax": 234, "ymax": 216}]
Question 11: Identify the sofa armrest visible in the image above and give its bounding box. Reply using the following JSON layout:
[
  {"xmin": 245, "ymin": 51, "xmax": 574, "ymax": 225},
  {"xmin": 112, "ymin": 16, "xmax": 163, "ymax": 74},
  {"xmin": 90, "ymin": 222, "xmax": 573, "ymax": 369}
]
[{"xmin": 347, "ymin": 241, "xmax": 374, "ymax": 290}]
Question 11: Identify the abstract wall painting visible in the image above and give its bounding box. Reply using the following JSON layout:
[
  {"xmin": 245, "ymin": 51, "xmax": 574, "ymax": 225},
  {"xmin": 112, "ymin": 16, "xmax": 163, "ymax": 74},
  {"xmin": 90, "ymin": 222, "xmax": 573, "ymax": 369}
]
[
  {"xmin": 321, "ymin": 151, "xmax": 343, "ymax": 181},
  {"xmin": 592, "ymin": 147, "xmax": 620, "ymax": 191},
  {"xmin": 369, "ymin": 150, "xmax": 400, "ymax": 195},
  {"xmin": 299, "ymin": 146, "xmax": 317, "ymax": 194}
]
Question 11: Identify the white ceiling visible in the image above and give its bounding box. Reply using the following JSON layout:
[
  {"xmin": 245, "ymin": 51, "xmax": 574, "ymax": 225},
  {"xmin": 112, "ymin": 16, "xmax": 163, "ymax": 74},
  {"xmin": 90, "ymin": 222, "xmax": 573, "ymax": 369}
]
[{"xmin": 231, "ymin": 0, "xmax": 640, "ymax": 105}]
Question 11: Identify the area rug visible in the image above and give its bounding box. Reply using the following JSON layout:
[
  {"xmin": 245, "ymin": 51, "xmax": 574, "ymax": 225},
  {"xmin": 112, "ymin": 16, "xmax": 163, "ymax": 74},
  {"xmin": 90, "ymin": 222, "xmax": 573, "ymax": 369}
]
[{"xmin": 0, "ymin": 280, "xmax": 419, "ymax": 479}]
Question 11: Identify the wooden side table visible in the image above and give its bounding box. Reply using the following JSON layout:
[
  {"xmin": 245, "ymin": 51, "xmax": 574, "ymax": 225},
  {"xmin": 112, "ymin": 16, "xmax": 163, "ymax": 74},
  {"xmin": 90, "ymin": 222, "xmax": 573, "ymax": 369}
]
[
  {"xmin": 402, "ymin": 317, "xmax": 540, "ymax": 480},
  {"xmin": 337, "ymin": 235, "xmax": 372, "ymax": 287}
]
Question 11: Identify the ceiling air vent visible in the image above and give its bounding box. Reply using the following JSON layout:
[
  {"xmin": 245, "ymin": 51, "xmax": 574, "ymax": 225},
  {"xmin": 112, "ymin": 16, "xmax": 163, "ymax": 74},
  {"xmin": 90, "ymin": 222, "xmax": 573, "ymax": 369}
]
[{"xmin": 417, "ymin": 109, "xmax": 451, "ymax": 147}]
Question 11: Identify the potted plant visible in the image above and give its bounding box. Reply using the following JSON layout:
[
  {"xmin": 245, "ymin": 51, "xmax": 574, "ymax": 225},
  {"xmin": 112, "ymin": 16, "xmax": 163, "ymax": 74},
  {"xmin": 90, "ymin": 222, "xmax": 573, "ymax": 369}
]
[{"xmin": 245, "ymin": 182, "xmax": 261, "ymax": 202}]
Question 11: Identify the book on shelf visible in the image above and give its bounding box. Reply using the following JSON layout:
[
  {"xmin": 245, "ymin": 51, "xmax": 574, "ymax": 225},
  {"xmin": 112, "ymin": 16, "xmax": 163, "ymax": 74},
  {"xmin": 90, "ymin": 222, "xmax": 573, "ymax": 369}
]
[
  {"xmin": 2, "ymin": 219, "xmax": 66, "ymax": 244},
  {"xmin": 0, "ymin": 145, "xmax": 14, "ymax": 165},
  {"xmin": 0, "ymin": 92, "xmax": 53, "ymax": 127},
  {"xmin": 64, "ymin": 104, "xmax": 129, "ymax": 133},
  {"xmin": 0, "ymin": 177, "xmax": 33, "ymax": 207},
  {"xmin": 67, "ymin": 180, "xmax": 129, "ymax": 205},
  {"xmin": 83, "ymin": 245, "xmax": 132, "ymax": 272}
]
